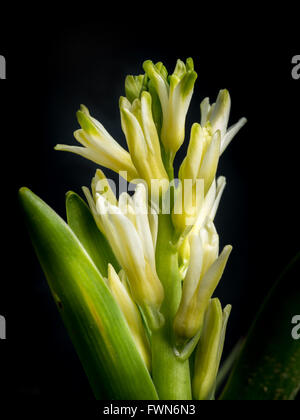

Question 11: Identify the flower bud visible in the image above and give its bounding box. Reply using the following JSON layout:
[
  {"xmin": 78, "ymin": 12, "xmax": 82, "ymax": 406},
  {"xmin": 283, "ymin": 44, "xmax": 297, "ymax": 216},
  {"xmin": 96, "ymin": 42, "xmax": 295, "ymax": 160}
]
[
  {"xmin": 82, "ymin": 169, "xmax": 117, "ymax": 236},
  {"xmin": 143, "ymin": 58, "xmax": 197, "ymax": 158},
  {"xmin": 192, "ymin": 299, "xmax": 231, "ymax": 400},
  {"xmin": 172, "ymin": 124, "xmax": 220, "ymax": 235},
  {"xmin": 125, "ymin": 74, "xmax": 147, "ymax": 103},
  {"xmin": 107, "ymin": 264, "xmax": 151, "ymax": 370},
  {"xmin": 120, "ymin": 92, "xmax": 169, "ymax": 194},
  {"xmin": 173, "ymin": 223, "xmax": 232, "ymax": 344},
  {"xmin": 200, "ymin": 89, "xmax": 247, "ymax": 155}
]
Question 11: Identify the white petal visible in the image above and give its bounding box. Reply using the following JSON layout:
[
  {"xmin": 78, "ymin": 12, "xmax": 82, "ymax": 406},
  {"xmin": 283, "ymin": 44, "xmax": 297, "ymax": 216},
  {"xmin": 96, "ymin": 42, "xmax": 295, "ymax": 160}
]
[
  {"xmin": 55, "ymin": 144, "xmax": 116, "ymax": 170},
  {"xmin": 209, "ymin": 176, "xmax": 226, "ymax": 221},
  {"xmin": 199, "ymin": 221, "xmax": 219, "ymax": 275},
  {"xmin": 182, "ymin": 233, "xmax": 204, "ymax": 303},
  {"xmin": 120, "ymin": 107, "xmax": 148, "ymax": 158},
  {"xmin": 221, "ymin": 117, "xmax": 247, "ymax": 155},
  {"xmin": 209, "ymin": 90, "xmax": 231, "ymax": 138},
  {"xmin": 118, "ymin": 192, "xmax": 136, "ymax": 227},
  {"xmin": 82, "ymin": 186, "xmax": 105, "ymax": 234},
  {"xmin": 140, "ymin": 92, "xmax": 157, "ymax": 154},
  {"xmin": 197, "ymin": 131, "xmax": 221, "ymax": 194},
  {"xmin": 133, "ymin": 184, "xmax": 156, "ymax": 270},
  {"xmin": 95, "ymin": 193, "xmax": 121, "ymax": 216},
  {"xmin": 196, "ymin": 245, "xmax": 232, "ymax": 305},
  {"xmin": 182, "ymin": 123, "xmax": 205, "ymax": 182},
  {"xmin": 200, "ymin": 97, "xmax": 211, "ymax": 126},
  {"xmin": 148, "ymin": 206, "xmax": 158, "ymax": 249},
  {"xmin": 109, "ymin": 210, "xmax": 146, "ymax": 273},
  {"xmin": 193, "ymin": 179, "xmax": 217, "ymax": 233}
]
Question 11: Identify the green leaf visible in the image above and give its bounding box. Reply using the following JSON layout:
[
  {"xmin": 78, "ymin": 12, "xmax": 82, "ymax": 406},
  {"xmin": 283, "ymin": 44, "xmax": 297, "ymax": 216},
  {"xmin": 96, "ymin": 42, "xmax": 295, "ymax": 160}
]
[
  {"xmin": 19, "ymin": 187, "xmax": 158, "ymax": 400},
  {"xmin": 220, "ymin": 253, "xmax": 300, "ymax": 400},
  {"xmin": 65, "ymin": 191, "xmax": 120, "ymax": 277},
  {"xmin": 215, "ymin": 338, "xmax": 245, "ymax": 395}
]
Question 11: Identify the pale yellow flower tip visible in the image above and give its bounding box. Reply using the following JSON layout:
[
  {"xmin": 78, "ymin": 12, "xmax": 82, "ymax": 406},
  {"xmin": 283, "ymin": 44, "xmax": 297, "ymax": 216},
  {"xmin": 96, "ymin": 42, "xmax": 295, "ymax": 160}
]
[
  {"xmin": 91, "ymin": 169, "xmax": 117, "ymax": 206},
  {"xmin": 197, "ymin": 130, "xmax": 221, "ymax": 195},
  {"xmin": 192, "ymin": 299, "xmax": 232, "ymax": 400}
]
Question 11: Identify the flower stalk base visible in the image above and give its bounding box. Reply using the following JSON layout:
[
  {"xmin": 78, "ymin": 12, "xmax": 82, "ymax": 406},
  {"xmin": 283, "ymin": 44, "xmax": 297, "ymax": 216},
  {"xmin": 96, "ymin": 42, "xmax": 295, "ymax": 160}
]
[{"xmin": 152, "ymin": 212, "xmax": 192, "ymax": 399}]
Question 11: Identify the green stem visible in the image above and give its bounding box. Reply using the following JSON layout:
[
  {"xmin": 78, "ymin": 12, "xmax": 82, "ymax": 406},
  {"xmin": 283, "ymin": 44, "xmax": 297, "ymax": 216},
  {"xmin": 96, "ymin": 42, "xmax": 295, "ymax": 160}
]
[
  {"xmin": 165, "ymin": 154, "xmax": 175, "ymax": 181},
  {"xmin": 160, "ymin": 145, "xmax": 175, "ymax": 181},
  {"xmin": 152, "ymin": 212, "xmax": 192, "ymax": 400}
]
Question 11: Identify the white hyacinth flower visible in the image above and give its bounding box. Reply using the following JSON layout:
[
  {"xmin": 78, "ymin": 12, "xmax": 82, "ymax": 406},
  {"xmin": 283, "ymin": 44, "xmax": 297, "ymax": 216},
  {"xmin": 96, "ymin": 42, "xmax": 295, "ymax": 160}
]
[
  {"xmin": 200, "ymin": 89, "xmax": 247, "ymax": 155},
  {"xmin": 119, "ymin": 91, "xmax": 169, "ymax": 193},
  {"xmin": 172, "ymin": 124, "xmax": 221, "ymax": 234},
  {"xmin": 143, "ymin": 58, "xmax": 198, "ymax": 158},
  {"xmin": 174, "ymin": 220, "xmax": 232, "ymax": 343},
  {"xmin": 177, "ymin": 176, "xmax": 227, "ymax": 277},
  {"xmin": 87, "ymin": 182, "xmax": 164, "ymax": 330},
  {"xmin": 55, "ymin": 105, "xmax": 139, "ymax": 181}
]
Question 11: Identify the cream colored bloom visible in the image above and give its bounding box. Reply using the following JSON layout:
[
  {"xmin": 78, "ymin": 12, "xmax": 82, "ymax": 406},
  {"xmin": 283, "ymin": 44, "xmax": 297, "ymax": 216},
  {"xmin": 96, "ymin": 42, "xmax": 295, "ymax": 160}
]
[
  {"xmin": 85, "ymin": 182, "xmax": 164, "ymax": 330},
  {"xmin": 120, "ymin": 91, "xmax": 169, "ymax": 193},
  {"xmin": 193, "ymin": 299, "xmax": 231, "ymax": 400},
  {"xmin": 200, "ymin": 89, "xmax": 247, "ymax": 155},
  {"xmin": 177, "ymin": 176, "xmax": 227, "ymax": 275},
  {"xmin": 143, "ymin": 58, "xmax": 197, "ymax": 158},
  {"xmin": 173, "ymin": 220, "xmax": 232, "ymax": 342},
  {"xmin": 172, "ymin": 124, "xmax": 221, "ymax": 234},
  {"xmin": 107, "ymin": 264, "xmax": 151, "ymax": 370},
  {"xmin": 55, "ymin": 105, "xmax": 139, "ymax": 181},
  {"xmin": 82, "ymin": 168, "xmax": 117, "ymax": 235}
]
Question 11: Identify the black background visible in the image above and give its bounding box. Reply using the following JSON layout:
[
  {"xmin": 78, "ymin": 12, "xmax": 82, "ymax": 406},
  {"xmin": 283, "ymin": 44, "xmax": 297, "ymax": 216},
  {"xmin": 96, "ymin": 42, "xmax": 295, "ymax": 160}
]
[{"xmin": 1, "ymin": 8, "xmax": 300, "ymax": 400}]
